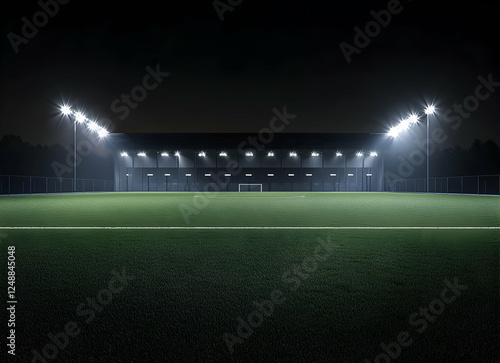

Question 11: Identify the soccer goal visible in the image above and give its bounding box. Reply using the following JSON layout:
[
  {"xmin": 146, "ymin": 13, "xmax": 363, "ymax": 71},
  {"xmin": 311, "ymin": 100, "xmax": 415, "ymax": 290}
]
[{"xmin": 238, "ymin": 184, "xmax": 263, "ymax": 192}]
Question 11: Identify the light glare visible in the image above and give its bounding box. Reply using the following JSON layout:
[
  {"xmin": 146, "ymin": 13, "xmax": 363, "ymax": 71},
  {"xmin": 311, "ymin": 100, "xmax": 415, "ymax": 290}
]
[
  {"xmin": 60, "ymin": 105, "xmax": 72, "ymax": 115},
  {"xmin": 75, "ymin": 112, "xmax": 86, "ymax": 123},
  {"xmin": 97, "ymin": 128, "xmax": 108, "ymax": 138},
  {"xmin": 425, "ymin": 105, "xmax": 436, "ymax": 115},
  {"xmin": 88, "ymin": 121, "xmax": 99, "ymax": 131},
  {"xmin": 408, "ymin": 114, "xmax": 419, "ymax": 124},
  {"xmin": 400, "ymin": 119, "xmax": 411, "ymax": 130}
]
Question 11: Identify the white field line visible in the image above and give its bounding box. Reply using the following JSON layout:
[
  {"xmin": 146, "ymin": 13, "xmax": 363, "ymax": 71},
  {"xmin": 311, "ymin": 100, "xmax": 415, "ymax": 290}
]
[
  {"xmin": 0, "ymin": 226, "xmax": 498, "ymax": 230},
  {"xmin": 194, "ymin": 195, "xmax": 305, "ymax": 198}
]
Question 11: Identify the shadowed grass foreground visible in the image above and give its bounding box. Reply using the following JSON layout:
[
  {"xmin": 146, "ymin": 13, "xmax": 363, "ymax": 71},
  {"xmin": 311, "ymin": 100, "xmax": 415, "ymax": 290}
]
[{"xmin": 0, "ymin": 192, "xmax": 498, "ymax": 362}]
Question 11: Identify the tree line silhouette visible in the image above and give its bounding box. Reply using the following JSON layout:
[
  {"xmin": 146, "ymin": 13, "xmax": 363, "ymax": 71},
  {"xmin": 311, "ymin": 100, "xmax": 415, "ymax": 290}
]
[{"xmin": 0, "ymin": 135, "xmax": 113, "ymax": 180}]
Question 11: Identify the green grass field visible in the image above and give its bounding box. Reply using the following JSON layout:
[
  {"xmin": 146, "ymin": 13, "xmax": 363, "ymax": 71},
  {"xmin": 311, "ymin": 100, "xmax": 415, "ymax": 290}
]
[{"xmin": 0, "ymin": 192, "xmax": 498, "ymax": 362}]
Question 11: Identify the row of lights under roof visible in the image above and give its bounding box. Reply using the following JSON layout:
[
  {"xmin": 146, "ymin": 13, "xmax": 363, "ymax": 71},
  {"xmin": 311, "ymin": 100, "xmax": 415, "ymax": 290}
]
[
  {"xmin": 122, "ymin": 151, "xmax": 378, "ymax": 157},
  {"xmin": 137, "ymin": 172, "xmax": 375, "ymax": 177}
]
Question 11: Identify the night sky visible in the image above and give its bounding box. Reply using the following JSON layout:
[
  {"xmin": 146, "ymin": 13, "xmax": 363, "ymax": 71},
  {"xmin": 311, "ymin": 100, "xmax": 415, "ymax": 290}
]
[{"xmin": 1, "ymin": 0, "xmax": 499, "ymax": 149}]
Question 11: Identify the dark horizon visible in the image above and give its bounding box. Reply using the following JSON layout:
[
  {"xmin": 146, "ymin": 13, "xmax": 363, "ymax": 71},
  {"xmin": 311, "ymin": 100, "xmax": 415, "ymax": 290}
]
[{"xmin": 1, "ymin": 0, "xmax": 499, "ymax": 150}]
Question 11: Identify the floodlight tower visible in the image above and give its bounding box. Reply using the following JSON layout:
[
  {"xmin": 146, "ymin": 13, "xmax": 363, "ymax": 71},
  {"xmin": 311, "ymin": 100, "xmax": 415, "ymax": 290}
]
[
  {"xmin": 424, "ymin": 105, "xmax": 436, "ymax": 193},
  {"xmin": 387, "ymin": 105, "xmax": 436, "ymax": 193},
  {"xmin": 59, "ymin": 104, "xmax": 109, "ymax": 192}
]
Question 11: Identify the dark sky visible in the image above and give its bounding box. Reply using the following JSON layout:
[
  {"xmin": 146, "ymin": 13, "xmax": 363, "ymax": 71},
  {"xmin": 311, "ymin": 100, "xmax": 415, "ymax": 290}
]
[{"xmin": 1, "ymin": 0, "xmax": 499, "ymax": 148}]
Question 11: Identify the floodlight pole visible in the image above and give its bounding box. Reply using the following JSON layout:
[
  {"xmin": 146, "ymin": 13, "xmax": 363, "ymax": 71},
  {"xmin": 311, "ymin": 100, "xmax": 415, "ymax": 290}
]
[
  {"xmin": 59, "ymin": 104, "xmax": 108, "ymax": 193},
  {"xmin": 74, "ymin": 118, "xmax": 77, "ymax": 192},
  {"xmin": 426, "ymin": 113, "xmax": 429, "ymax": 193}
]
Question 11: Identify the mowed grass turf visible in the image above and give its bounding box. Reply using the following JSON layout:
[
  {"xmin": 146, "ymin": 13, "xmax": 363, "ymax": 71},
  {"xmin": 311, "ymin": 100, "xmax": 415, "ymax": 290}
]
[
  {"xmin": 0, "ymin": 192, "xmax": 499, "ymax": 227},
  {"xmin": 0, "ymin": 192, "xmax": 498, "ymax": 362}
]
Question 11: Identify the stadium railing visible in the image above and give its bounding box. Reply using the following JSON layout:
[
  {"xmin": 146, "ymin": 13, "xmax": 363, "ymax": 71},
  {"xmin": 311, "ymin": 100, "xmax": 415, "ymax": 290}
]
[
  {"xmin": 384, "ymin": 174, "xmax": 500, "ymax": 195},
  {"xmin": 0, "ymin": 175, "xmax": 114, "ymax": 195}
]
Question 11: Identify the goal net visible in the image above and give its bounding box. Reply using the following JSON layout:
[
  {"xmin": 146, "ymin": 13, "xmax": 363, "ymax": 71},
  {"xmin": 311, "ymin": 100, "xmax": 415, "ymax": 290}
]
[{"xmin": 238, "ymin": 184, "xmax": 263, "ymax": 192}]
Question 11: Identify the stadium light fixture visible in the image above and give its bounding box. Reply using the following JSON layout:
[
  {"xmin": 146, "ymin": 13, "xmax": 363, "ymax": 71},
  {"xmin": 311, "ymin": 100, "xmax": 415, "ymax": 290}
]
[
  {"xmin": 160, "ymin": 152, "xmax": 169, "ymax": 157},
  {"xmin": 289, "ymin": 151, "xmax": 297, "ymax": 157},
  {"xmin": 59, "ymin": 103, "xmax": 109, "ymax": 192},
  {"xmin": 388, "ymin": 114, "xmax": 418, "ymax": 138},
  {"xmin": 74, "ymin": 112, "xmax": 86, "ymax": 123},
  {"xmin": 120, "ymin": 152, "xmax": 128, "ymax": 157},
  {"xmin": 388, "ymin": 126, "xmax": 400, "ymax": 138},
  {"xmin": 175, "ymin": 151, "xmax": 180, "ymax": 156},
  {"xmin": 97, "ymin": 128, "xmax": 108, "ymax": 138},
  {"xmin": 198, "ymin": 151, "xmax": 206, "ymax": 157},
  {"xmin": 400, "ymin": 118, "xmax": 411, "ymax": 130},
  {"xmin": 245, "ymin": 151, "xmax": 254, "ymax": 157},
  {"xmin": 311, "ymin": 151, "xmax": 319, "ymax": 156},
  {"xmin": 386, "ymin": 102, "xmax": 438, "ymax": 191},
  {"xmin": 370, "ymin": 151, "xmax": 378, "ymax": 157},
  {"xmin": 137, "ymin": 152, "xmax": 146, "ymax": 157},
  {"xmin": 356, "ymin": 152, "xmax": 363, "ymax": 157},
  {"xmin": 424, "ymin": 104, "xmax": 436, "ymax": 193},
  {"xmin": 424, "ymin": 105, "xmax": 436, "ymax": 115},
  {"xmin": 60, "ymin": 105, "xmax": 72, "ymax": 115},
  {"xmin": 408, "ymin": 114, "xmax": 419, "ymax": 124},
  {"xmin": 87, "ymin": 121, "xmax": 99, "ymax": 131},
  {"xmin": 267, "ymin": 151, "xmax": 274, "ymax": 157},
  {"xmin": 219, "ymin": 151, "xmax": 227, "ymax": 157},
  {"xmin": 336, "ymin": 152, "xmax": 342, "ymax": 157}
]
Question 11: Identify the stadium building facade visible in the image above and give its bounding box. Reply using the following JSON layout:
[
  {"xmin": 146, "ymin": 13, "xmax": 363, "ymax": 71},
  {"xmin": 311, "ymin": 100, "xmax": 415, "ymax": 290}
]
[{"xmin": 109, "ymin": 133, "xmax": 386, "ymax": 192}]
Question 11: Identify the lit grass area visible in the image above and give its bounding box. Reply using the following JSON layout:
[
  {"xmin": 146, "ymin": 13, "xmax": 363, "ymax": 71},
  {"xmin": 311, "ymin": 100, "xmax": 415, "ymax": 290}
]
[
  {"xmin": 0, "ymin": 192, "xmax": 499, "ymax": 227},
  {"xmin": 0, "ymin": 193, "xmax": 498, "ymax": 362}
]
